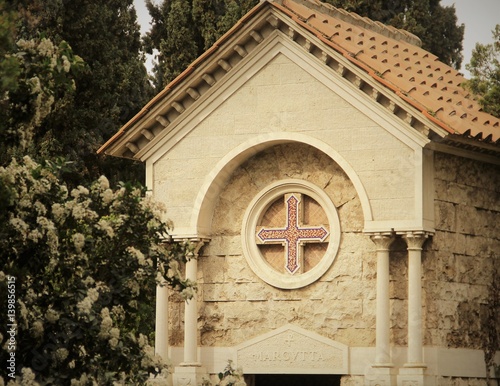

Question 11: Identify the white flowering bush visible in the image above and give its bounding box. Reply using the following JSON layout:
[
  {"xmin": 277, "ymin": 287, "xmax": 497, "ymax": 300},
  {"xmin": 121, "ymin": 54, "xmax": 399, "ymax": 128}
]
[
  {"xmin": 0, "ymin": 157, "xmax": 195, "ymax": 385},
  {"xmin": 202, "ymin": 361, "xmax": 246, "ymax": 386}
]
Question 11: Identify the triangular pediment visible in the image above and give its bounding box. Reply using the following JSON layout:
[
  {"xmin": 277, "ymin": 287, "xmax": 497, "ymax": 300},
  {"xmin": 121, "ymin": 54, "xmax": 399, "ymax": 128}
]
[
  {"xmin": 99, "ymin": 17, "xmax": 434, "ymax": 162},
  {"xmin": 99, "ymin": 0, "xmax": 500, "ymax": 160},
  {"xmin": 236, "ymin": 324, "xmax": 348, "ymax": 374}
]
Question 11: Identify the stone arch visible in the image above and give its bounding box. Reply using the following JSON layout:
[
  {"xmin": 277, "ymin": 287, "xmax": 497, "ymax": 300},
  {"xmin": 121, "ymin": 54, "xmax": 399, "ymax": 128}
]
[{"xmin": 190, "ymin": 132, "xmax": 373, "ymax": 237}]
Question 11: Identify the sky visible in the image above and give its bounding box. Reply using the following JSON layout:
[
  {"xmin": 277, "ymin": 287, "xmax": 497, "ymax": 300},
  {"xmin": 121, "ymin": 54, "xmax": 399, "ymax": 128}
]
[
  {"xmin": 440, "ymin": 0, "xmax": 500, "ymax": 77},
  {"xmin": 133, "ymin": 0, "xmax": 500, "ymax": 78}
]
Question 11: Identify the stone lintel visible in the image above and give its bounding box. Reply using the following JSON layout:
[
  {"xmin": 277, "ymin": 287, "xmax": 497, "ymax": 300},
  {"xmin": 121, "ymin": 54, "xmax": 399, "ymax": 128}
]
[{"xmin": 236, "ymin": 324, "xmax": 348, "ymax": 374}]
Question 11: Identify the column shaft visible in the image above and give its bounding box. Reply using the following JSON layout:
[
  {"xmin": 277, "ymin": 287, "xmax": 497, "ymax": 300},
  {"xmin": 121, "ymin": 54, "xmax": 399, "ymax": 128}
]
[
  {"xmin": 403, "ymin": 233, "xmax": 428, "ymax": 367},
  {"xmin": 155, "ymin": 283, "xmax": 169, "ymax": 360},
  {"xmin": 183, "ymin": 258, "xmax": 199, "ymax": 365},
  {"xmin": 407, "ymin": 247, "xmax": 423, "ymax": 364}
]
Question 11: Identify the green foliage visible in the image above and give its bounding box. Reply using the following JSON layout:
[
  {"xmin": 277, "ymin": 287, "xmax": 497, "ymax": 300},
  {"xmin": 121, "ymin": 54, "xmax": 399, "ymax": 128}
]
[
  {"xmin": 0, "ymin": 33, "xmax": 85, "ymax": 166},
  {"xmin": 324, "ymin": 0, "xmax": 464, "ymax": 69},
  {"xmin": 464, "ymin": 25, "xmax": 500, "ymax": 119},
  {"xmin": 8, "ymin": 0, "xmax": 153, "ymax": 185},
  {"xmin": 0, "ymin": 2, "xmax": 199, "ymax": 384},
  {"xmin": 144, "ymin": 0, "xmax": 258, "ymax": 89},
  {"xmin": 0, "ymin": 157, "xmax": 195, "ymax": 385}
]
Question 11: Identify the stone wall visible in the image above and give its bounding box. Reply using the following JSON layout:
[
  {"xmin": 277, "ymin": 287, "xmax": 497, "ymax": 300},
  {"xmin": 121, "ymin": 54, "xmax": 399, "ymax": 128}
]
[
  {"xmin": 170, "ymin": 143, "xmax": 378, "ymax": 348},
  {"xmin": 423, "ymin": 151, "xmax": 500, "ymax": 351},
  {"xmin": 153, "ymin": 52, "xmax": 418, "ymax": 236}
]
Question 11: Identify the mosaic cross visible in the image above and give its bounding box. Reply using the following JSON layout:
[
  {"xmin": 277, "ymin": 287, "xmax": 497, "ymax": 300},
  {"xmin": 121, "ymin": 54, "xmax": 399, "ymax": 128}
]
[{"xmin": 256, "ymin": 194, "xmax": 329, "ymax": 275}]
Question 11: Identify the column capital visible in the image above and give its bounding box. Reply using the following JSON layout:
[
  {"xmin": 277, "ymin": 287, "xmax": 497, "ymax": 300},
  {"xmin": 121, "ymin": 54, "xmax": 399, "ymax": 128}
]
[
  {"xmin": 399, "ymin": 231, "xmax": 433, "ymax": 250},
  {"xmin": 369, "ymin": 232, "xmax": 395, "ymax": 251}
]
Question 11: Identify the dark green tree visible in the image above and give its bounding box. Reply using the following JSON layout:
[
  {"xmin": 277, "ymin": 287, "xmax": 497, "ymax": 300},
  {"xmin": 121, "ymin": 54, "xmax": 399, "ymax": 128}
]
[
  {"xmin": 464, "ymin": 25, "xmax": 500, "ymax": 119},
  {"xmin": 9, "ymin": 0, "xmax": 153, "ymax": 186},
  {"xmin": 143, "ymin": 0, "xmax": 257, "ymax": 89}
]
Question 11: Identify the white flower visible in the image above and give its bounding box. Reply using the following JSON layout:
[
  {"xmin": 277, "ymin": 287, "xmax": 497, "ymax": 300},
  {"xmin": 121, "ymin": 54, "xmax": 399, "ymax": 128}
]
[
  {"xmin": 28, "ymin": 228, "xmax": 43, "ymax": 243},
  {"xmin": 54, "ymin": 348, "xmax": 69, "ymax": 362},
  {"xmin": 72, "ymin": 233, "xmax": 85, "ymax": 252},
  {"xmin": 109, "ymin": 337, "xmax": 119, "ymax": 348},
  {"xmin": 52, "ymin": 203, "xmax": 66, "ymax": 223},
  {"xmin": 181, "ymin": 286, "xmax": 196, "ymax": 301},
  {"xmin": 77, "ymin": 288, "xmax": 99, "ymax": 315},
  {"xmin": 10, "ymin": 217, "xmax": 29, "ymax": 238},
  {"xmin": 71, "ymin": 205, "xmax": 87, "ymax": 220},
  {"xmin": 70, "ymin": 373, "xmax": 89, "ymax": 386},
  {"xmin": 71, "ymin": 185, "xmax": 89, "ymax": 199},
  {"xmin": 99, "ymin": 307, "xmax": 113, "ymax": 339},
  {"xmin": 77, "ymin": 297, "xmax": 93, "ymax": 315},
  {"xmin": 34, "ymin": 201, "xmax": 47, "ymax": 215},
  {"xmin": 111, "ymin": 305, "xmax": 125, "ymax": 321},
  {"xmin": 101, "ymin": 189, "xmax": 114, "ymax": 205},
  {"xmin": 127, "ymin": 246, "xmax": 146, "ymax": 266},
  {"xmin": 20, "ymin": 367, "xmax": 40, "ymax": 386},
  {"xmin": 109, "ymin": 328, "xmax": 120, "ymax": 339},
  {"xmin": 96, "ymin": 219, "xmax": 115, "ymax": 238},
  {"xmin": 38, "ymin": 38, "xmax": 55, "ymax": 57},
  {"xmin": 27, "ymin": 76, "xmax": 42, "ymax": 95},
  {"xmin": 31, "ymin": 320, "xmax": 44, "ymax": 338},
  {"xmin": 87, "ymin": 288, "xmax": 99, "ymax": 302},
  {"xmin": 82, "ymin": 276, "xmax": 95, "ymax": 286},
  {"xmin": 127, "ymin": 279, "xmax": 140, "ymax": 296},
  {"xmin": 17, "ymin": 38, "xmax": 36, "ymax": 50},
  {"xmin": 138, "ymin": 334, "xmax": 148, "ymax": 348},
  {"xmin": 98, "ymin": 175, "xmax": 110, "ymax": 190},
  {"xmin": 61, "ymin": 55, "xmax": 71, "ymax": 72},
  {"xmin": 78, "ymin": 346, "xmax": 87, "ymax": 358},
  {"xmin": 59, "ymin": 185, "xmax": 68, "ymax": 199},
  {"xmin": 45, "ymin": 308, "xmax": 60, "ymax": 323}
]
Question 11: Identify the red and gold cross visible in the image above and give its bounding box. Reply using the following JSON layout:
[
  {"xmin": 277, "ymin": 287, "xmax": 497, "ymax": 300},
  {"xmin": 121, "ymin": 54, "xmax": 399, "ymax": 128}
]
[{"xmin": 256, "ymin": 194, "xmax": 329, "ymax": 275}]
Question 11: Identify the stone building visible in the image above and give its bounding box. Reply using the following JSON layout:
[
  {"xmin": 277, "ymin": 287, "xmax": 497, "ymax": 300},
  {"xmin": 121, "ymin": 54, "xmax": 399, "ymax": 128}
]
[{"xmin": 98, "ymin": 0, "xmax": 500, "ymax": 384}]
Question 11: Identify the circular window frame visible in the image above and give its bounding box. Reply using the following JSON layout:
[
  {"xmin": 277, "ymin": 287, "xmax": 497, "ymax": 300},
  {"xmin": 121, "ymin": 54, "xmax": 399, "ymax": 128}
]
[{"xmin": 242, "ymin": 179, "xmax": 341, "ymax": 289}]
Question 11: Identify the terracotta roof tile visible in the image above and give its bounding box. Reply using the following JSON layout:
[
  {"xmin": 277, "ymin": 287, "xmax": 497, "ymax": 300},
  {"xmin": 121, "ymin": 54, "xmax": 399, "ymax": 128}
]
[{"xmin": 278, "ymin": 0, "xmax": 500, "ymax": 144}]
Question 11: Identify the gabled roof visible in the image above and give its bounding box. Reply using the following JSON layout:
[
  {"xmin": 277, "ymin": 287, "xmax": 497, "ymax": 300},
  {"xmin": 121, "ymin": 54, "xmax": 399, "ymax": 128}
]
[{"xmin": 98, "ymin": 0, "xmax": 500, "ymax": 159}]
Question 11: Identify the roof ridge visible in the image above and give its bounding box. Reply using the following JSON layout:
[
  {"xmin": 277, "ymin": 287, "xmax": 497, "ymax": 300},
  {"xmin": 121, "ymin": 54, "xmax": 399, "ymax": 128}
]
[{"xmin": 277, "ymin": 0, "xmax": 422, "ymax": 47}]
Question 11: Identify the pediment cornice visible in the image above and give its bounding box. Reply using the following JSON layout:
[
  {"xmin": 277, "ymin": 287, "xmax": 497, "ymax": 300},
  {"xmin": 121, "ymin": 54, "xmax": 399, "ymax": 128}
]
[{"xmin": 98, "ymin": 1, "xmax": 499, "ymax": 161}]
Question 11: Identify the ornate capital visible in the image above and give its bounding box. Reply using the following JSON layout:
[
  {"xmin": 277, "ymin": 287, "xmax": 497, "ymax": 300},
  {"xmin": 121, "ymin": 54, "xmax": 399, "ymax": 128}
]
[
  {"xmin": 369, "ymin": 232, "xmax": 395, "ymax": 251},
  {"xmin": 401, "ymin": 231, "xmax": 432, "ymax": 250}
]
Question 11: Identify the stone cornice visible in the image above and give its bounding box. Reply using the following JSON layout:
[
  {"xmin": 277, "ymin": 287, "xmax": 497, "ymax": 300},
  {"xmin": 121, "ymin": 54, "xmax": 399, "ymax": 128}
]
[{"xmin": 98, "ymin": 2, "xmax": 491, "ymax": 162}]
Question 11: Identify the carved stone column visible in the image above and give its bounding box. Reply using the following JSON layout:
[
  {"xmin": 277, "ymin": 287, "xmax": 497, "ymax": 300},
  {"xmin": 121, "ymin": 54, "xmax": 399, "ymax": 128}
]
[
  {"xmin": 371, "ymin": 232, "xmax": 395, "ymax": 366},
  {"xmin": 173, "ymin": 241, "xmax": 207, "ymax": 386},
  {"xmin": 397, "ymin": 231, "xmax": 431, "ymax": 386},
  {"xmin": 366, "ymin": 232, "xmax": 396, "ymax": 386},
  {"xmin": 183, "ymin": 255, "xmax": 200, "ymax": 366},
  {"xmin": 155, "ymin": 281, "xmax": 169, "ymax": 360}
]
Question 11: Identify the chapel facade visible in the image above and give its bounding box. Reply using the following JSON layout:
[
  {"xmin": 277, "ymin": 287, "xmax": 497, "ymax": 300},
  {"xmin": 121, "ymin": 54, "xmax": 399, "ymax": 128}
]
[{"xmin": 98, "ymin": 0, "xmax": 500, "ymax": 385}]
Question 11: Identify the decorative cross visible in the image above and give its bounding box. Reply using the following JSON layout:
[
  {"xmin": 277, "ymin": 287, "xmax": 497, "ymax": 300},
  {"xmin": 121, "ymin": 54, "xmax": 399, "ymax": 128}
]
[{"xmin": 256, "ymin": 194, "xmax": 329, "ymax": 275}]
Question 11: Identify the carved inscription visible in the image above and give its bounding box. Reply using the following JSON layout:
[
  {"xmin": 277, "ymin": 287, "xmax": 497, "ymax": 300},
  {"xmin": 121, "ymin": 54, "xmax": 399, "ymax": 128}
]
[{"xmin": 236, "ymin": 325, "xmax": 348, "ymax": 374}]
